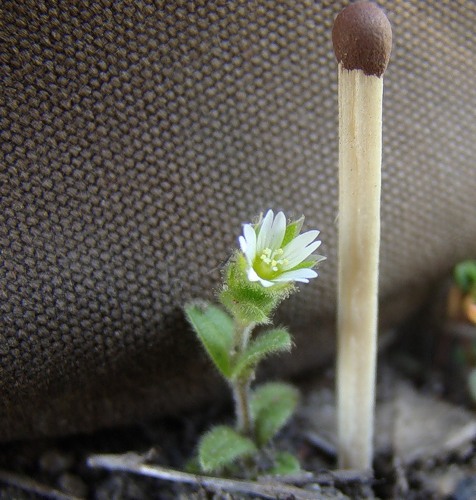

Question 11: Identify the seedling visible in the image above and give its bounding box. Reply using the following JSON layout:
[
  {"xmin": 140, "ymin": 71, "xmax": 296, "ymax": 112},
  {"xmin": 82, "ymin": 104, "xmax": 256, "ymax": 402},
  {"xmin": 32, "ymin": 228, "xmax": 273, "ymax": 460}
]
[
  {"xmin": 449, "ymin": 260, "xmax": 476, "ymax": 402},
  {"xmin": 453, "ymin": 260, "xmax": 476, "ymax": 324},
  {"xmin": 185, "ymin": 209, "xmax": 324, "ymax": 476}
]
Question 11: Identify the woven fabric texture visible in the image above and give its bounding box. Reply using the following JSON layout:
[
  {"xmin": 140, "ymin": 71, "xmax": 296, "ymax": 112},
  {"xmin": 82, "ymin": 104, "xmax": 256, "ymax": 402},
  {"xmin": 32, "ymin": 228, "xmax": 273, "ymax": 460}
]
[{"xmin": 1, "ymin": 0, "xmax": 475, "ymax": 441}]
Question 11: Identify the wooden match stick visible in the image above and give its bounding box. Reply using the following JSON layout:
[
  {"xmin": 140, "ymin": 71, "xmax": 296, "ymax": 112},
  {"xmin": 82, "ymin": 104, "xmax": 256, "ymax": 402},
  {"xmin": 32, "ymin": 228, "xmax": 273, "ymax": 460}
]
[{"xmin": 332, "ymin": 2, "xmax": 392, "ymax": 470}]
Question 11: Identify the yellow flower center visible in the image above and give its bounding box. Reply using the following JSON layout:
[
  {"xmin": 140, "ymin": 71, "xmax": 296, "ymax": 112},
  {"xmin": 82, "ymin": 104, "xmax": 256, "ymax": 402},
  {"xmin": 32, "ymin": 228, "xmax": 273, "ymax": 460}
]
[{"xmin": 253, "ymin": 247, "xmax": 289, "ymax": 280}]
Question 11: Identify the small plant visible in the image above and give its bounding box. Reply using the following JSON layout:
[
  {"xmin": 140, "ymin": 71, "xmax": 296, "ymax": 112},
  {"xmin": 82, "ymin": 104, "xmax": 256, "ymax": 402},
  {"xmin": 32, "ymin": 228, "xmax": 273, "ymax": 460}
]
[
  {"xmin": 453, "ymin": 260, "xmax": 476, "ymax": 324},
  {"xmin": 184, "ymin": 209, "xmax": 325, "ymax": 476},
  {"xmin": 447, "ymin": 260, "xmax": 476, "ymax": 403}
]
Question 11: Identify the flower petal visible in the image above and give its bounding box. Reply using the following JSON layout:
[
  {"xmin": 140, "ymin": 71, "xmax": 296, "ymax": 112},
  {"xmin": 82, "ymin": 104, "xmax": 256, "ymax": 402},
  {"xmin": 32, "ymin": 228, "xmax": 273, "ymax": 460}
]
[
  {"xmin": 239, "ymin": 235, "xmax": 247, "ymax": 252},
  {"xmin": 259, "ymin": 278, "xmax": 276, "ymax": 287},
  {"xmin": 247, "ymin": 267, "xmax": 274, "ymax": 287},
  {"xmin": 282, "ymin": 230, "xmax": 320, "ymax": 265},
  {"xmin": 268, "ymin": 211, "xmax": 286, "ymax": 250},
  {"xmin": 256, "ymin": 209, "xmax": 274, "ymax": 251},
  {"xmin": 247, "ymin": 267, "xmax": 260, "ymax": 281},
  {"xmin": 285, "ymin": 240, "xmax": 322, "ymax": 269},
  {"xmin": 273, "ymin": 268, "xmax": 318, "ymax": 282},
  {"xmin": 240, "ymin": 224, "xmax": 257, "ymax": 263},
  {"xmin": 282, "ymin": 230, "xmax": 320, "ymax": 255}
]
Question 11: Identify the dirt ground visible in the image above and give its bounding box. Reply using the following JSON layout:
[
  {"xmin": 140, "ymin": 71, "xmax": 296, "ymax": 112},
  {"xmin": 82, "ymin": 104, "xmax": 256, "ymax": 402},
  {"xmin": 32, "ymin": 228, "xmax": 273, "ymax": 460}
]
[{"xmin": 1, "ymin": 310, "xmax": 475, "ymax": 499}]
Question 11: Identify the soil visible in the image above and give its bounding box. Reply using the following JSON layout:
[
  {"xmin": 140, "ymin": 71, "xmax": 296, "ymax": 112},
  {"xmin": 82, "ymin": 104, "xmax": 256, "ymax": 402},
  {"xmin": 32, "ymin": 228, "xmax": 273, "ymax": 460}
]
[{"xmin": 1, "ymin": 312, "xmax": 475, "ymax": 499}]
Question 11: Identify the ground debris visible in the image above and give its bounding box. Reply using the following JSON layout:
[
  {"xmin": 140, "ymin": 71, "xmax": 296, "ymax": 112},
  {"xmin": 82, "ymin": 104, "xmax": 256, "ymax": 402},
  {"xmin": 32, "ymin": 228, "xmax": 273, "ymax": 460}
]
[
  {"xmin": 1, "ymin": 366, "xmax": 475, "ymax": 499},
  {"xmin": 300, "ymin": 371, "xmax": 476, "ymax": 465},
  {"xmin": 0, "ymin": 468, "xmax": 82, "ymax": 500},
  {"xmin": 385, "ymin": 381, "xmax": 476, "ymax": 464},
  {"xmin": 88, "ymin": 452, "xmax": 352, "ymax": 499}
]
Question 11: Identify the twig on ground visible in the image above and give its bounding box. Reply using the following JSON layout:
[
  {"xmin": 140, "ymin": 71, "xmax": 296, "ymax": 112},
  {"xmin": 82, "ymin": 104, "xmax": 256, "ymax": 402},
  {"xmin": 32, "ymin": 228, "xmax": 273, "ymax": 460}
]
[
  {"xmin": 0, "ymin": 469, "xmax": 81, "ymax": 500},
  {"xmin": 87, "ymin": 452, "xmax": 326, "ymax": 499},
  {"xmin": 88, "ymin": 451, "xmax": 374, "ymax": 499},
  {"xmin": 305, "ymin": 431, "xmax": 338, "ymax": 460},
  {"xmin": 260, "ymin": 468, "xmax": 373, "ymax": 487}
]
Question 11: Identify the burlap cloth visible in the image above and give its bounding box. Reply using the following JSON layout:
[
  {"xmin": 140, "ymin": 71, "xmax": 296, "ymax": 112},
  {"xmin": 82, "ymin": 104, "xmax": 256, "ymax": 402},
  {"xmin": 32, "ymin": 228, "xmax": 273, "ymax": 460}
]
[{"xmin": 1, "ymin": 1, "xmax": 475, "ymax": 441}]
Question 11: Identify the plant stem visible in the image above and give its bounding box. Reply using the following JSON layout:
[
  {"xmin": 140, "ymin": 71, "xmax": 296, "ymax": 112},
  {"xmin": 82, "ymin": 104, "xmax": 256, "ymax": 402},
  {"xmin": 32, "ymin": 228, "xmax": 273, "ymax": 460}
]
[
  {"xmin": 238, "ymin": 323, "xmax": 254, "ymax": 352},
  {"xmin": 232, "ymin": 322, "xmax": 255, "ymax": 436},
  {"xmin": 233, "ymin": 377, "xmax": 253, "ymax": 436}
]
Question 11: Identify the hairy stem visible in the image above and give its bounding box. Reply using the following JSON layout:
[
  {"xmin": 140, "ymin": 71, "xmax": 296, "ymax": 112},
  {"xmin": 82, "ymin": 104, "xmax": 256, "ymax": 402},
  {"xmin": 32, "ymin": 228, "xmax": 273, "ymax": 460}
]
[
  {"xmin": 235, "ymin": 323, "xmax": 254, "ymax": 352},
  {"xmin": 232, "ymin": 322, "xmax": 255, "ymax": 436},
  {"xmin": 232, "ymin": 377, "xmax": 253, "ymax": 436}
]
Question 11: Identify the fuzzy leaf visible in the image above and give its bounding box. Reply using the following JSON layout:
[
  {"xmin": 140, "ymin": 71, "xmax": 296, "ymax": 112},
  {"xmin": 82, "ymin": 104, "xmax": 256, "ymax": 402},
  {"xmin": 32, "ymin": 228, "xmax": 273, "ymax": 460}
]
[
  {"xmin": 231, "ymin": 328, "xmax": 292, "ymax": 380},
  {"xmin": 269, "ymin": 451, "xmax": 301, "ymax": 475},
  {"xmin": 251, "ymin": 382, "xmax": 299, "ymax": 447},
  {"xmin": 198, "ymin": 425, "xmax": 257, "ymax": 472},
  {"xmin": 184, "ymin": 301, "xmax": 234, "ymax": 378},
  {"xmin": 183, "ymin": 456, "xmax": 201, "ymax": 474}
]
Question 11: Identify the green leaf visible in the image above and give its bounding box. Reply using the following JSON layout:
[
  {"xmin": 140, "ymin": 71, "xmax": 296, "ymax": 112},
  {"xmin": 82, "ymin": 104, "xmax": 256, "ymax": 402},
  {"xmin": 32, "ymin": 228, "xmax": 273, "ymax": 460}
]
[
  {"xmin": 251, "ymin": 382, "xmax": 299, "ymax": 447},
  {"xmin": 231, "ymin": 328, "xmax": 292, "ymax": 380},
  {"xmin": 269, "ymin": 451, "xmax": 301, "ymax": 475},
  {"xmin": 184, "ymin": 301, "xmax": 234, "ymax": 378},
  {"xmin": 198, "ymin": 425, "xmax": 257, "ymax": 472},
  {"xmin": 454, "ymin": 260, "xmax": 476, "ymax": 295},
  {"xmin": 183, "ymin": 456, "xmax": 201, "ymax": 474}
]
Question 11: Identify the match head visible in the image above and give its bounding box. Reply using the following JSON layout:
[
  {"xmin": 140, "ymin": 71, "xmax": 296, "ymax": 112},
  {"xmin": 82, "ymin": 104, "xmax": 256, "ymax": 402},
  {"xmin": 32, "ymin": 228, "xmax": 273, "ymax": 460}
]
[{"xmin": 332, "ymin": 1, "xmax": 392, "ymax": 77}]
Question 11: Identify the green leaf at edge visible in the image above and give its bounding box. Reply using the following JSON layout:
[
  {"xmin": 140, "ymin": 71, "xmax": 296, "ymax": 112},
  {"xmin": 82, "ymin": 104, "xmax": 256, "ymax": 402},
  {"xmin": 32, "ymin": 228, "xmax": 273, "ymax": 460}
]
[
  {"xmin": 251, "ymin": 382, "xmax": 299, "ymax": 447},
  {"xmin": 198, "ymin": 425, "xmax": 257, "ymax": 473},
  {"xmin": 184, "ymin": 301, "xmax": 234, "ymax": 378},
  {"xmin": 269, "ymin": 451, "xmax": 301, "ymax": 476},
  {"xmin": 454, "ymin": 260, "xmax": 476, "ymax": 295},
  {"xmin": 231, "ymin": 328, "xmax": 292, "ymax": 380}
]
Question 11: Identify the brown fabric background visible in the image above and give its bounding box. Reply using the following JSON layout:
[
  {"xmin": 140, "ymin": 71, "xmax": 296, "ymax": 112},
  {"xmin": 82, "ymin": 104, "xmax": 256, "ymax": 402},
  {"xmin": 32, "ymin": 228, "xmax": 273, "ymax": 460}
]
[{"xmin": 1, "ymin": 0, "xmax": 475, "ymax": 441}]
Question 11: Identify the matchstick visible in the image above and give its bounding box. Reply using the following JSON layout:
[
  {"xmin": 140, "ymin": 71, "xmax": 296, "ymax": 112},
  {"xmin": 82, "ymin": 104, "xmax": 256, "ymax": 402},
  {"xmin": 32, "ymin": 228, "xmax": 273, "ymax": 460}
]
[{"xmin": 332, "ymin": 2, "xmax": 392, "ymax": 470}]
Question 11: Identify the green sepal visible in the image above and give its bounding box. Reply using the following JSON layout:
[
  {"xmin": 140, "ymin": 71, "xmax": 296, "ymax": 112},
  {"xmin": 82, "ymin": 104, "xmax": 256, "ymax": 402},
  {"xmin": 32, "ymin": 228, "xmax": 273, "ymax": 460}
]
[
  {"xmin": 291, "ymin": 259, "xmax": 318, "ymax": 271},
  {"xmin": 231, "ymin": 328, "xmax": 292, "ymax": 381},
  {"xmin": 220, "ymin": 253, "xmax": 294, "ymax": 325},
  {"xmin": 269, "ymin": 451, "xmax": 301, "ymax": 476},
  {"xmin": 198, "ymin": 425, "xmax": 257, "ymax": 473},
  {"xmin": 251, "ymin": 382, "xmax": 299, "ymax": 447},
  {"xmin": 454, "ymin": 260, "xmax": 476, "ymax": 296},
  {"xmin": 220, "ymin": 288, "xmax": 270, "ymax": 324},
  {"xmin": 184, "ymin": 301, "xmax": 234, "ymax": 378},
  {"xmin": 281, "ymin": 216, "xmax": 304, "ymax": 248}
]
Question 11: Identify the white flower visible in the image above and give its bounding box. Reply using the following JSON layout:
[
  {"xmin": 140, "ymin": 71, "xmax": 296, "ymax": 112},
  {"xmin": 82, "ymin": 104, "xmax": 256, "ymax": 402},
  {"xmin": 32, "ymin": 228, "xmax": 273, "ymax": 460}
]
[{"xmin": 239, "ymin": 210, "xmax": 325, "ymax": 288}]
